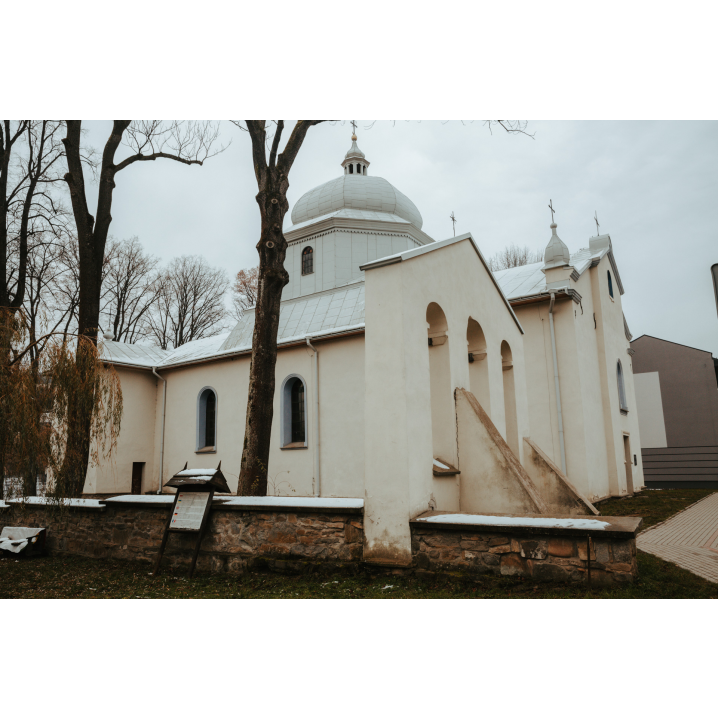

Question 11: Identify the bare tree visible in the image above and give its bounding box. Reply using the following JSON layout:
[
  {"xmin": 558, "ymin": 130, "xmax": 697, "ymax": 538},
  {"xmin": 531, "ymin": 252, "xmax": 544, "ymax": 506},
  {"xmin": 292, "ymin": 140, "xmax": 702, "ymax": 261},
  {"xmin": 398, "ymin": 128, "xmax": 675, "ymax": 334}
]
[
  {"xmin": 59, "ymin": 120, "xmax": 223, "ymax": 496},
  {"xmin": 1, "ymin": 120, "xmax": 67, "ymax": 495},
  {"xmin": 100, "ymin": 237, "xmax": 160, "ymax": 342},
  {"xmin": 486, "ymin": 243, "xmax": 543, "ymax": 271},
  {"xmin": 1, "ymin": 120, "xmax": 66, "ymax": 318},
  {"xmin": 148, "ymin": 255, "xmax": 229, "ymax": 350},
  {"xmin": 231, "ymin": 266, "xmax": 259, "ymax": 321}
]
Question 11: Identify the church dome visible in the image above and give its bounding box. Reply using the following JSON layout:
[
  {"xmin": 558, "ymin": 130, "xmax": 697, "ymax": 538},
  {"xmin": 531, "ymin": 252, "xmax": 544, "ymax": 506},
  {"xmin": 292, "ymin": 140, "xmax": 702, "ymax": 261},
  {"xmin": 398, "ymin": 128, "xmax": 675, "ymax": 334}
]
[
  {"xmin": 290, "ymin": 134, "xmax": 423, "ymax": 229},
  {"xmin": 291, "ymin": 175, "xmax": 423, "ymax": 229}
]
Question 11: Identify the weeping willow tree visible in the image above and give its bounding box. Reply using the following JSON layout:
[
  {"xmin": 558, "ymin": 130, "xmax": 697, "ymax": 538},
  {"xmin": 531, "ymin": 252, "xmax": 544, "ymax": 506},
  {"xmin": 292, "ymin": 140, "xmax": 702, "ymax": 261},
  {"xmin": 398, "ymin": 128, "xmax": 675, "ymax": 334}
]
[{"xmin": 0, "ymin": 308, "xmax": 122, "ymax": 501}]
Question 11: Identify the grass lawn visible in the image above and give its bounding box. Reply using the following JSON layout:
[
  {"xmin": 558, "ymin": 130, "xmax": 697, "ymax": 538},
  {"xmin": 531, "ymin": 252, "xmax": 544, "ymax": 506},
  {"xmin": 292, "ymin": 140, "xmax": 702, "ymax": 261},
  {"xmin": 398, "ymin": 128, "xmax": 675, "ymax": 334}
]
[{"xmin": 1, "ymin": 489, "xmax": 716, "ymax": 599}]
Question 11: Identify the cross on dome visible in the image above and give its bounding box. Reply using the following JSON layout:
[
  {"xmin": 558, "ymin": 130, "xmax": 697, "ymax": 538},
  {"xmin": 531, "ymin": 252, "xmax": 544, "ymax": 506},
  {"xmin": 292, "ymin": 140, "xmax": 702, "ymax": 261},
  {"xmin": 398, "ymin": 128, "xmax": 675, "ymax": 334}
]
[{"xmin": 342, "ymin": 124, "xmax": 370, "ymax": 176}]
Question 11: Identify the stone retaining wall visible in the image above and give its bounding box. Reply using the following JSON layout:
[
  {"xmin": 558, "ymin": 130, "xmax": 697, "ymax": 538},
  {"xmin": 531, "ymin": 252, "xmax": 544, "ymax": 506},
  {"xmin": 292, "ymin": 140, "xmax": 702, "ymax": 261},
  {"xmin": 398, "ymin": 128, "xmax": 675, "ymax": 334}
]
[
  {"xmin": 411, "ymin": 523, "xmax": 637, "ymax": 585},
  {"xmin": 1, "ymin": 502, "xmax": 640, "ymax": 583},
  {"xmin": 0, "ymin": 503, "xmax": 364, "ymax": 574}
]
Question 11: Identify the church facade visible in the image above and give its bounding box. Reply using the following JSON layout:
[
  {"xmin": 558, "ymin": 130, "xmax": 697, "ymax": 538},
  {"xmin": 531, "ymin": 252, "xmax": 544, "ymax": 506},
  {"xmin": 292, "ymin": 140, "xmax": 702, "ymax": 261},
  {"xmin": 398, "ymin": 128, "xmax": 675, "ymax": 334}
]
[{"xmin": 88, "ymin": 134, "xmax": 644, "ymax": 563}]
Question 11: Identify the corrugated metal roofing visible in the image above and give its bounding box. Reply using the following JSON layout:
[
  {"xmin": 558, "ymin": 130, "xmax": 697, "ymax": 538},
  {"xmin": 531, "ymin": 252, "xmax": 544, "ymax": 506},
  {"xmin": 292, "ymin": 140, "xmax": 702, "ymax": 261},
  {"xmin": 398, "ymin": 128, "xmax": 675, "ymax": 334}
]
[
  {"xmin": 493, "ymin": 245, "xmax": 606, "ymax": 300},
  {"xmin": 101, "ymin": 340, "xmax": 168, "ymax": 368},
  {"xmin": 102, "ymin": 283, "xmax": 368, "ymax": 370},
  {"xmin": 221, "ymin": 282, "xmax": 366, "ymax": 354}
]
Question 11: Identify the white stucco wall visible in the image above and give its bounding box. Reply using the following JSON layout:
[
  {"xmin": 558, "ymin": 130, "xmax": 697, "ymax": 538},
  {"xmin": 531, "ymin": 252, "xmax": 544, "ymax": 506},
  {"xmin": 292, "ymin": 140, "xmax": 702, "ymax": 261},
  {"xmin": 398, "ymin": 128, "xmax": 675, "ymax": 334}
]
[
  {"xmin": 363, "ymin": 236, "xmax": 529, "ymax": 562},
  {"xmin": 283, "ymin": 230, "xmax": 418, "ymax": 300},
  {"xmin": 589, "ymin": 255, "xmax": 645, "ymax": 494},
  {"xmin": 513, "ymin": 253, "xmax": 644, "ymax": 502},
  {"xmin": 96, "ymin": 336, "xmax": 367, "ymax": 499},
  {"xmin": 84, "ymin": 367, "xmax": 158, "ymax": 494}
]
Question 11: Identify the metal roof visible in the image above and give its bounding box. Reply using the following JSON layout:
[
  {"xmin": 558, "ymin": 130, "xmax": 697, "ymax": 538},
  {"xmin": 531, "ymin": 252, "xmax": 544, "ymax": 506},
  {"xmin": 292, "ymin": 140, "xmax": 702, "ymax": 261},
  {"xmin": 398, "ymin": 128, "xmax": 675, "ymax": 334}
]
[
  {"xmin": 103, "ymin": 283, "xmax": 368, "ymax": 371},
  {"xmin": 286, "ymin": 207, "xmax": 413, "ymax": 234},
  {"xmin": 493, "ymin": 242, "xmax": 615, "ymax": 301},
  {"xmin": 222, "ymin": 282, "xmax": 366, "ymax": 354},
  {"xmin": 101, "ymin": 340, "xmax": 168, "ymax": 368},
  {"xmin": 290, "ymin": 175, "xmax": 423, "ymax": 229}
]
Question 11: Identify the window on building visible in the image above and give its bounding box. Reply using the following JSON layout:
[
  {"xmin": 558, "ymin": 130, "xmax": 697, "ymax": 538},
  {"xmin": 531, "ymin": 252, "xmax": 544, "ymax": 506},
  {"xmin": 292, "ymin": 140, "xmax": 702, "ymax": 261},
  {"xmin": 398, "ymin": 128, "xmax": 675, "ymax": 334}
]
[
  {"xmin": 348, "ymin": 164, "xmax": 353, "ymax": 174},
  {"xmin": 617, "ymin": 361, "xmax": 628, "ymax": 413},
  {"xmin": 281, "ymin": 375, "xmax": 307, "ymax": 448},
  {"xmin": 302, "ymin": 246, "xmax": 313, "ymax": 275},
  {"xmin": 197, "ymin": 387, "xmax": 217, "ymax": 451},
  {"xmin": 291, "ymin": 381, "xmax": 305, "ymax": 442},
  {"xmin": 608, "ymin": 270, "xmax": 614, "ymax": 298}
]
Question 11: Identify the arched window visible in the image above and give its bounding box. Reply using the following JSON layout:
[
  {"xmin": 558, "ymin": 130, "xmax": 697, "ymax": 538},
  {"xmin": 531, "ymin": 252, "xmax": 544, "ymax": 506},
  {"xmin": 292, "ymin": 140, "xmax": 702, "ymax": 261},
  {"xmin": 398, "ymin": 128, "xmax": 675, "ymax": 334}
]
[
  {"xmin": 617, "ymin": 361, "xmax": 628, "ymax": 413},
  {"xmin": 607, "ymin": 270, "xmax": 614, "ymax": 298},
  {"xmin": 281, "ymin": 375, "xmax": 308, "ymax": 448},
  {"xmin": 362, "ymin": 165, "xmax": 366, "ymax": 174},
  {"xmin": 302, "ymin": 246, "xmax": 313, "ymax": 275},
  {"xmin": 348, "ymin": 164, "xmax": 354, "ymax": 174},
  {"xmin": 197, "ymin": 387, "xmax": 218, "ymax": 451}
]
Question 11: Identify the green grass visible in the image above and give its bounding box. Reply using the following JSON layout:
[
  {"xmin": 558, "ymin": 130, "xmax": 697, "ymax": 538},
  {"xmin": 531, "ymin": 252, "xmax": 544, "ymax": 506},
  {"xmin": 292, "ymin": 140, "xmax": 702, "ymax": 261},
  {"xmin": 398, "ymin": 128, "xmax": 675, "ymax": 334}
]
[
  {"xmin": 2, "ymin": 489, "xmax": 716, "ymax": 598},
  {"xmin": 596, "ymin": 487, "xmax": 715, "ymax": 529}
]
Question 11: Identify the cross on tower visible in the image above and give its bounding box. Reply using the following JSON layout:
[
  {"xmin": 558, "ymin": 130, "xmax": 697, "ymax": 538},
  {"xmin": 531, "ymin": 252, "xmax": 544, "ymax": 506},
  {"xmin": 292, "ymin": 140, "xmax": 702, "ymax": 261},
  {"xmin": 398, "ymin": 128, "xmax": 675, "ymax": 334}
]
[
  {"xmin": 450, "ymin": 211, "xmax": 457, "ymax": 236},
  {"xmin": 548, "ymin": 199, "xmax": 556, "ymax": 224},
  {"xmin": 350, "ymin": 120, "xmax": 357, "ymax": 136},
  {"xmin": 594, "ymin": 211, "xmax": 600, "ymax": 236}
]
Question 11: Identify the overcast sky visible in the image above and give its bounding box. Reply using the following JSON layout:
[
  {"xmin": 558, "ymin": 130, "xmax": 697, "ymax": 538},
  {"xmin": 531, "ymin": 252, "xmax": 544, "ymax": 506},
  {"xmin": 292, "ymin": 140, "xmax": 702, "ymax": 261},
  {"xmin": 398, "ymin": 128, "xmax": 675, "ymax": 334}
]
[{"xmin": 83, "ymin": 120, "xmax": 718, "ymax": 356}]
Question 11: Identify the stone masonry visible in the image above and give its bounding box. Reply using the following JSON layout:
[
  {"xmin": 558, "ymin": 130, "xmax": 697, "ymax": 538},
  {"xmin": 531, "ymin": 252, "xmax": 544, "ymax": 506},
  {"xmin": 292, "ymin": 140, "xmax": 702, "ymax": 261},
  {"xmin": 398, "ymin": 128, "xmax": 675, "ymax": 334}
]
[
  {"xmin": 411, "ymin": 517, "xmax": 640, "ymax": 585},
  {"xmin": 1, "ymin": 501, "xmax": 640, "ymax": 583},
  {"xmin": 0, "ymin": 502, "xmax": 364, "ymax": 574}
]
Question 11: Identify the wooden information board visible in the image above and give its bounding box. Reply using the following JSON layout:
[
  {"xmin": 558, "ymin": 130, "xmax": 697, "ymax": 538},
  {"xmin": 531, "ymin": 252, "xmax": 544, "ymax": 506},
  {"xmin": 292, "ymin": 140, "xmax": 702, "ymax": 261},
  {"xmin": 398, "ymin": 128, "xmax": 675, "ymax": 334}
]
[
  {"xmin": 170, "ymin": 491, "xmax": 211, "ymax": 531},
  {"xmin": 152, "ymin": 463, "xmax": 230, "ymax": 579}
]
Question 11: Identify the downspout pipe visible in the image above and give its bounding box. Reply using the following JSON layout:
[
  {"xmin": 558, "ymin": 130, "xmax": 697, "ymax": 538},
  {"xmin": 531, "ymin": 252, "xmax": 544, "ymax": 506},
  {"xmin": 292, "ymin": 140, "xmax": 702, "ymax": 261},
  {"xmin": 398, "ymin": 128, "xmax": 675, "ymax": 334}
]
[
  {"xmin": 306, "ymin": 337, "xmax": 320, "ymax": 497},
  {"xmin": 152, "ymin": 367, "xmax": 167, "ymax": 494},
  {"xmin": 548, "ymin": 293, "xmax": 568, "ymax": 475}
]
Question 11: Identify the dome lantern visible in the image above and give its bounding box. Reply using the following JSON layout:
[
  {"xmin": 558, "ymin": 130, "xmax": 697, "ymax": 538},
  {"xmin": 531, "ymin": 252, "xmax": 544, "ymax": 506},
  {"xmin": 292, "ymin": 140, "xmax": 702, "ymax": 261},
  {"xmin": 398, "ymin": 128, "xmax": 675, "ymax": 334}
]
[{"xmin": 341, "ymin": 127, "xmax": 370, "ymax": 176}]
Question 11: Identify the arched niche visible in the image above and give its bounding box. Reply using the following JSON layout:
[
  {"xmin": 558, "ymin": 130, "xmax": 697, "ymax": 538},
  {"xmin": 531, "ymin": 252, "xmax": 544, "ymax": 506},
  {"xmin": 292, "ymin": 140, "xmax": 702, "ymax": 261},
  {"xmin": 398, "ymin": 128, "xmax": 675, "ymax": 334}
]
[
  {"xmin": 466, "ymin": 317, "xmax": 490, "ymax": 416},
  {"xmin": 427, "ymin": 302, "xmax": 454, "ymax": 463},
  {"xmin": 500, "ymin": 341, "xmax": 519, "ymax": 455}
]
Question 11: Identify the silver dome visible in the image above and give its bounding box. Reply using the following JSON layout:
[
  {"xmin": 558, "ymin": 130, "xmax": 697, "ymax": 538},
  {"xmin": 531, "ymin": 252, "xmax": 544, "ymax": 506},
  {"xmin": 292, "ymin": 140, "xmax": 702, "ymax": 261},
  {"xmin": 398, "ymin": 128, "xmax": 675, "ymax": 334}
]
[{"xmin": 290, "ymin": 175, "xmax": 423, "ymax": 229}]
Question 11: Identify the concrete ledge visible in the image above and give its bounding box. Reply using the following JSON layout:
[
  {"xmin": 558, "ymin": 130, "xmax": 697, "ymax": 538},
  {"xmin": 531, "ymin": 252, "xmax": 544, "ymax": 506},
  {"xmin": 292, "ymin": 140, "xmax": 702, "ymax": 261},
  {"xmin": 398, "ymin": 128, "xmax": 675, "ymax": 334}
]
[
  {"xmin": 212, "ymin": 497, "xmax": 364, "ymax": 515},
  {"xmin": 102, "ymin": 494, "xmax": 364, "ymax": 515},
  {"xmin": 7, "ymin": 498, "xmax": 106, "ymax": 512},
  {"xmin": 412, "ymin": 511, "xmax": 642, "ymax": 539},
  {"xmin": 102, "ymin": 495, "xmax": 174, "ymax": 506}
]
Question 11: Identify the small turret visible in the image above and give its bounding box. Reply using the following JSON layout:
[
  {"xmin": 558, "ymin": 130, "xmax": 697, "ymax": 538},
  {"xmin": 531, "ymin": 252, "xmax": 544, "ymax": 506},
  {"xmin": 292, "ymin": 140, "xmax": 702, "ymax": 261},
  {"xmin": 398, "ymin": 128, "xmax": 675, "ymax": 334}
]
[{"xmin": 543, "ymin": 223, "xmax": 571, "ymax": 269}]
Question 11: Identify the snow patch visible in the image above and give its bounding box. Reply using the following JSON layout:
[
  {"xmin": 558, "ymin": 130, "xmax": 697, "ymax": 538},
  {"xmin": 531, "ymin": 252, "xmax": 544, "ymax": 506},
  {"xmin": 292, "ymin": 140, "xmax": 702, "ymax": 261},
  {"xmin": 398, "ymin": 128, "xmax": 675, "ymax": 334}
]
[
  {"xmin": 175, "ymin": 469, "xmax": 216, "ymax": 477},
  {"xmin": 417, "ymin": 514, "xmax": 610, "ymax": 530},
  {"xmin": 103, "ymin": 495, "xmax": 175, "ymax": 504},
  {"xmin": 213, "ymin": 496, "xmax": 364, "ymax": 510},
  {"xmin": 8, "ymin": 497, "xmax": 104, "ymax": 508},
  {"xmin": 433, "ymin": 459, "xmax": 450, "ymax": 470}
]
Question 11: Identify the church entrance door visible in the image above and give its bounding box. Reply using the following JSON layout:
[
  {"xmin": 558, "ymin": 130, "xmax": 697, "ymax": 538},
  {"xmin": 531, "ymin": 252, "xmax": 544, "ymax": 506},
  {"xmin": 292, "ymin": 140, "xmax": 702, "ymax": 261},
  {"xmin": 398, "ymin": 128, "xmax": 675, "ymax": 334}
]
[{"xmin": 131, "ymin": 462, "xmax": 145, "ymax": 495}]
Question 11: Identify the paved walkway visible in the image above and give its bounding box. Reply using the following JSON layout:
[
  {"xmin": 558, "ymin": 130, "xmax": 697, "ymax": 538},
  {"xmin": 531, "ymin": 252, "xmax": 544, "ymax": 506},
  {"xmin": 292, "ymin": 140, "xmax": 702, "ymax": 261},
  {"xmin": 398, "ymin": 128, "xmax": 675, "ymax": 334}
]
[{"xmin": 637, "ymin": 492, "xmax": 718, "ymax": 584}]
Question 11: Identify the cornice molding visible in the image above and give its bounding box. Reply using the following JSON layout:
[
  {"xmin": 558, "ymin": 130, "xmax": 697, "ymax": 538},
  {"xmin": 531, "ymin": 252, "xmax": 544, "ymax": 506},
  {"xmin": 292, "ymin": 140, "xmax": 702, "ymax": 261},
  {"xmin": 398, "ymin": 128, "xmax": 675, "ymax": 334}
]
[{"xmin": 285, "ymin": 215, "xmax": 433, "ymax": 246}]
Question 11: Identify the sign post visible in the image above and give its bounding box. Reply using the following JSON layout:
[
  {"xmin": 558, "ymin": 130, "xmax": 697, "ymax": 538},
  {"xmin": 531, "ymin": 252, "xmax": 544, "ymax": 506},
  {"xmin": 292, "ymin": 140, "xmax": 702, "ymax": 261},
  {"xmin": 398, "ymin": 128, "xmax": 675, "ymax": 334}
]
[{"xmin": 153, "ymin": 462, "xmax": 230, "ymax": 578}]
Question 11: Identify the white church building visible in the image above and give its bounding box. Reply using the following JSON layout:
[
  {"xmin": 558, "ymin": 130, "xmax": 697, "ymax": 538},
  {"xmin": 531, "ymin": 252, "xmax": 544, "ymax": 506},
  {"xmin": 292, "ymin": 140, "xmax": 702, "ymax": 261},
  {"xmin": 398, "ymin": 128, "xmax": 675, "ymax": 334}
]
[{"xmin": 89, "ymin": 134, "xmax": 644, "ymax": 564}]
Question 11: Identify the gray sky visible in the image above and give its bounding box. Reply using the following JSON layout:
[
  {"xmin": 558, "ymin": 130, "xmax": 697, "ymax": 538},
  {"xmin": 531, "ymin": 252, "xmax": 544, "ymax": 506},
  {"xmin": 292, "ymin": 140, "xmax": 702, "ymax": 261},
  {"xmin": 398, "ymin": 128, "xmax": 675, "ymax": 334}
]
[{"xmin": 84, "ymin": 120, "xmax": 718, "ymax": 356}]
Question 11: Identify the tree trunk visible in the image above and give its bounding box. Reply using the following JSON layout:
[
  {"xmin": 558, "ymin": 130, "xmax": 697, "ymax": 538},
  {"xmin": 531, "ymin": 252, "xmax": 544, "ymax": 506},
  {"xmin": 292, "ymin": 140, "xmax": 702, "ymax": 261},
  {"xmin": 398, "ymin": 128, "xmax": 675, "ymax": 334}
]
[
  {"xmin": 58, "ymin": 120, "xmax": 122, "ymax": 496},
  {"xmin": 237, "ymin": 168, "xmax": 290, "ymax": 496},
  {"xmin": 236, "ymin": 120, "xmax": 322, "ymax": 496}
]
